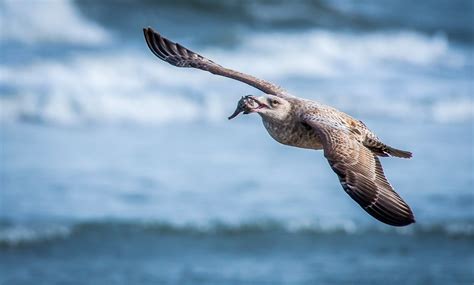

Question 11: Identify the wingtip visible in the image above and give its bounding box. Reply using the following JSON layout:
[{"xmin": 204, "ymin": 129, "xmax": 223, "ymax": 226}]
[
  {"xmin": 143, "ymin": 26, "xmax": 158, "ymax": 38},
  {"xmin": 143, "ymin": 26, "xmax": 165, "ymax": 59},
  {"xmin": 399, "ymin": 218, "xmax": 416, "ymax": 227},
  {"xmin": 364, "ymin": 196, "xmax": 416, "ymax": 227},
  {"xmin": 382, "ymin": 216, "xmax": 416, "ymax": 227},
  {"xmin": 393, "ymin": 211, "xmax": 416, "ymax": 227},
  {"xmin": 401, "ymin": 215, "xmax": 416, "ymax": 227},
  {"xmin": 143, "ymin": 27, "xmax": 150, "ymax": 39}
]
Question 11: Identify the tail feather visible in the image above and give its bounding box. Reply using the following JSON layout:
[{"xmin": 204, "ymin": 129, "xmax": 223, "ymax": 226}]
[
  {"xmin": 363, "ymin": 137, "xmax": 412, "ymax": 159},
  {"xmin": 386, "ymin": 146, "xmax": 412, "ymax": 159}
]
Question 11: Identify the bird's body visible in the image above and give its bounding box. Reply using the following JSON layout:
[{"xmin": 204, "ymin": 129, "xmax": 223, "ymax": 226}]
[
  {"xmin": 143, "ymin": 27, "xmax": 415, "ymax": 227},
  {"xmin": 262, "ymin": 98, "xmax": 324, "ymax": 150},
  {"xmin": 264, "ymin": 116, "xmax": 323, "ymax": 150},
  {"xmin": 260, "ymin": 98, "xmax": 356, "ymax": 150}
]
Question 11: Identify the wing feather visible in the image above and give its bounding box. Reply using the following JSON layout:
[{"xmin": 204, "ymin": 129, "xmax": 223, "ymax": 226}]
[
  {"xmin": 303, "ymin": 114, "xmax": 415, "ymax": 226},
  {"xmin": 143, "ymin": 27, "xmax": 288, "ymax": 97}
]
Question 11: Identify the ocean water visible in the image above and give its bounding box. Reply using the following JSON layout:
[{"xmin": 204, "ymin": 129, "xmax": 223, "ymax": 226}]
[{"xmin": 1, "ymin": 0, "xmax": 473, "ymax": 284}]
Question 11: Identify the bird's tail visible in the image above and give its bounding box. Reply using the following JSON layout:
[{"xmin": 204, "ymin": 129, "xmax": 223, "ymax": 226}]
[
  {"xmin": 385, "ymin": 146, "xmax": 412, "ymax": 158},
  {"xmin": 364, "ymin": 138, "xmax": 412, "ymax": 159}
]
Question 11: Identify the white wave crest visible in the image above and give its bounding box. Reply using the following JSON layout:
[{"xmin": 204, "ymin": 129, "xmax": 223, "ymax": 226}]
[
  {"xmin": 1, "ymin": 220, "xmax": 472, "ymax": 246},
  {"xmin": 432, "ymin": 98, "xmax": 474, "ymax": 123},
  {"xmin": 0, "ymin": 0, "xmax": 110, "ymax": 45},
  {"xmin": 0, "ymin": 29, "xmax": 471, "ymax": 125},
  {"xmin": 211, "ymin": 30, "xmax": 466, "ymax": 78},
  {"xmin": 0, "ymin": 53, "xmax": 229, "ymax": 125},
  {"xmin": 0, "ymin": 224, "xmax": 72, "ymax": 246}
]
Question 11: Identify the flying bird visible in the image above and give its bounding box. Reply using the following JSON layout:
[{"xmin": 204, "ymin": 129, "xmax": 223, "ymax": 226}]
[{"xmin": 143, "ymin": 27, "xmax": 415, "ymax": 227}]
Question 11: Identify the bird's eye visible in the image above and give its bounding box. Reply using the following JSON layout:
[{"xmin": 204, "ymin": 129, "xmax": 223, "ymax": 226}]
[{"xmin": 271, "ymin": 99, "xmax": 280, "ymax": 106}]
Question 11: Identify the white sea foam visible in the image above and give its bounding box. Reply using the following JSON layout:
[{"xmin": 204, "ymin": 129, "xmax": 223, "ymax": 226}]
[
  {"xmin": 0, "ymin": 224, "xmax": 72, "ymax": 245},
  {"xmin": 432, "ymin": 98, "xmax": 474, "ymax": 123},
  {"xmin": 211, "ymin": 30, "xmax": 466, "ymax": 78},
  {"xmin": 0, "ymin": 0, "xmax": 110, "ymax": 45},
  {"xmin": 0, "ymin": 54, "xmax": 228, "ymax": 125},
  {"xmin": 0, "ymin": 29, "xmax": 471, "ymax": 125},
  {"xmin": 0, "ymin": 219, "xmax": 471, "ymax": 246}
]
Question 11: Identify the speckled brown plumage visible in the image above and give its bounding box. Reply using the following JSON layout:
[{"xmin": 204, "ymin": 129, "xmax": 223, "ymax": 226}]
[{"xmin": 143, "ymin": 27, "xmax": 415, "ymax": 227}]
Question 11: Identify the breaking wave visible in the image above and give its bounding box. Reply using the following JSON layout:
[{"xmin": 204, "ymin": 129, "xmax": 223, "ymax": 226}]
[
  {"xmin": 220, "ymin": 30, "xmax": 465, "ymax": 77},
  {"xmin": 1, "ymin": 219, "xmax": 472, "ymax": 247},
  {"xmin": 0, "ymin": 0, "xmax": 110, "ymax": 45},
  {"xmin": 0, "ymin": 223, "xmax": 72, "ymax": 246},
  {"xmin": 1, "ymin": 29, "xmax": 471, "ymax": 126}
]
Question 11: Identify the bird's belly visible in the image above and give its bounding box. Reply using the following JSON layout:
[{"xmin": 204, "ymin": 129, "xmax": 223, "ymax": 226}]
[{"xmin": 263, "ymin": 120, "xmax": 323, "ymax": 150}]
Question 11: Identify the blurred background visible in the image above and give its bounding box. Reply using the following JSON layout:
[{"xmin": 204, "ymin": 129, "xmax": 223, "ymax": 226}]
[{"xmin": 0, "ymin": 0, "xmax": 473, "ymax": 284}]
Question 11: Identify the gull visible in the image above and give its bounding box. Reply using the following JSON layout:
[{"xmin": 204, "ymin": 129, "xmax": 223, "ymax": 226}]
[{"xmin": 143, "ymin": 27, "xmax": 415, "ymax": 227}]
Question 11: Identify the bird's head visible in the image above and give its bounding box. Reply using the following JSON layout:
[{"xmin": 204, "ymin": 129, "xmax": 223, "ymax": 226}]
[{"xmin": 228, "ymin": 95, "xmax": 292, "ymax": 122}]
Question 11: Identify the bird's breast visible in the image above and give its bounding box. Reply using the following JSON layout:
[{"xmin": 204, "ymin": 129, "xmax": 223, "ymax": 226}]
[{"xmin": 262, "ymin": 119, "xmax": 323, "ymax": 150}]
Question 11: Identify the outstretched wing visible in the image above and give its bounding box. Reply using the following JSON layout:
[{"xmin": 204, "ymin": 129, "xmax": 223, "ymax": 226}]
[
  {"xmin": 143, "ymin": 27, "xmax": 288, "ymax": 97},
  {"xmin": 303, "ymin": 114, "xmax": 415, "ymax": 226}
]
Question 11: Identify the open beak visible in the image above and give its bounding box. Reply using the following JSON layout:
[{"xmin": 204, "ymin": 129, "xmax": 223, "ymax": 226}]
[{"xmin": 228, "ymin": 96, "xmax": 269, "ymax": 120}]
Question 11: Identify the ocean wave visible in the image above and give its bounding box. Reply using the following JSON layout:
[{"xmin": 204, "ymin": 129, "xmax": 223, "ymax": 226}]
[
  {"xmin": 220, "ymin": 30, "xmax": 465, "ymax": 77},
  {"xmin": 74, "ymin": 0, "xmax": 474, "ymax": 44},
  {"xmin": 0, "ymin": 0, "xmax": 110, "ymax": 45},
  {"xmin": 431, "ymin": 98, "xmax": 474, "ymax": 123},
  {"xmin": 0, "ymin": 223, "xmax": 72, "ymax": 246},
  {"xmin": 1, "ymin": 219, "xmax": 472, "ymax": 247},
  {"xmin": 0, "ymin": 53, "xmax": 228, "ymax": 125},
  {"xmin": 0, "ymin": 30, "xmax": 471, "ymax": 125}
]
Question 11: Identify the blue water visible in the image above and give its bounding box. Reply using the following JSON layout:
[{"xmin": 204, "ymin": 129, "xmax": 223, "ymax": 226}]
[{"xmin": 1, "ymin": 0, "xmax": 473, "ymax": 284}]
